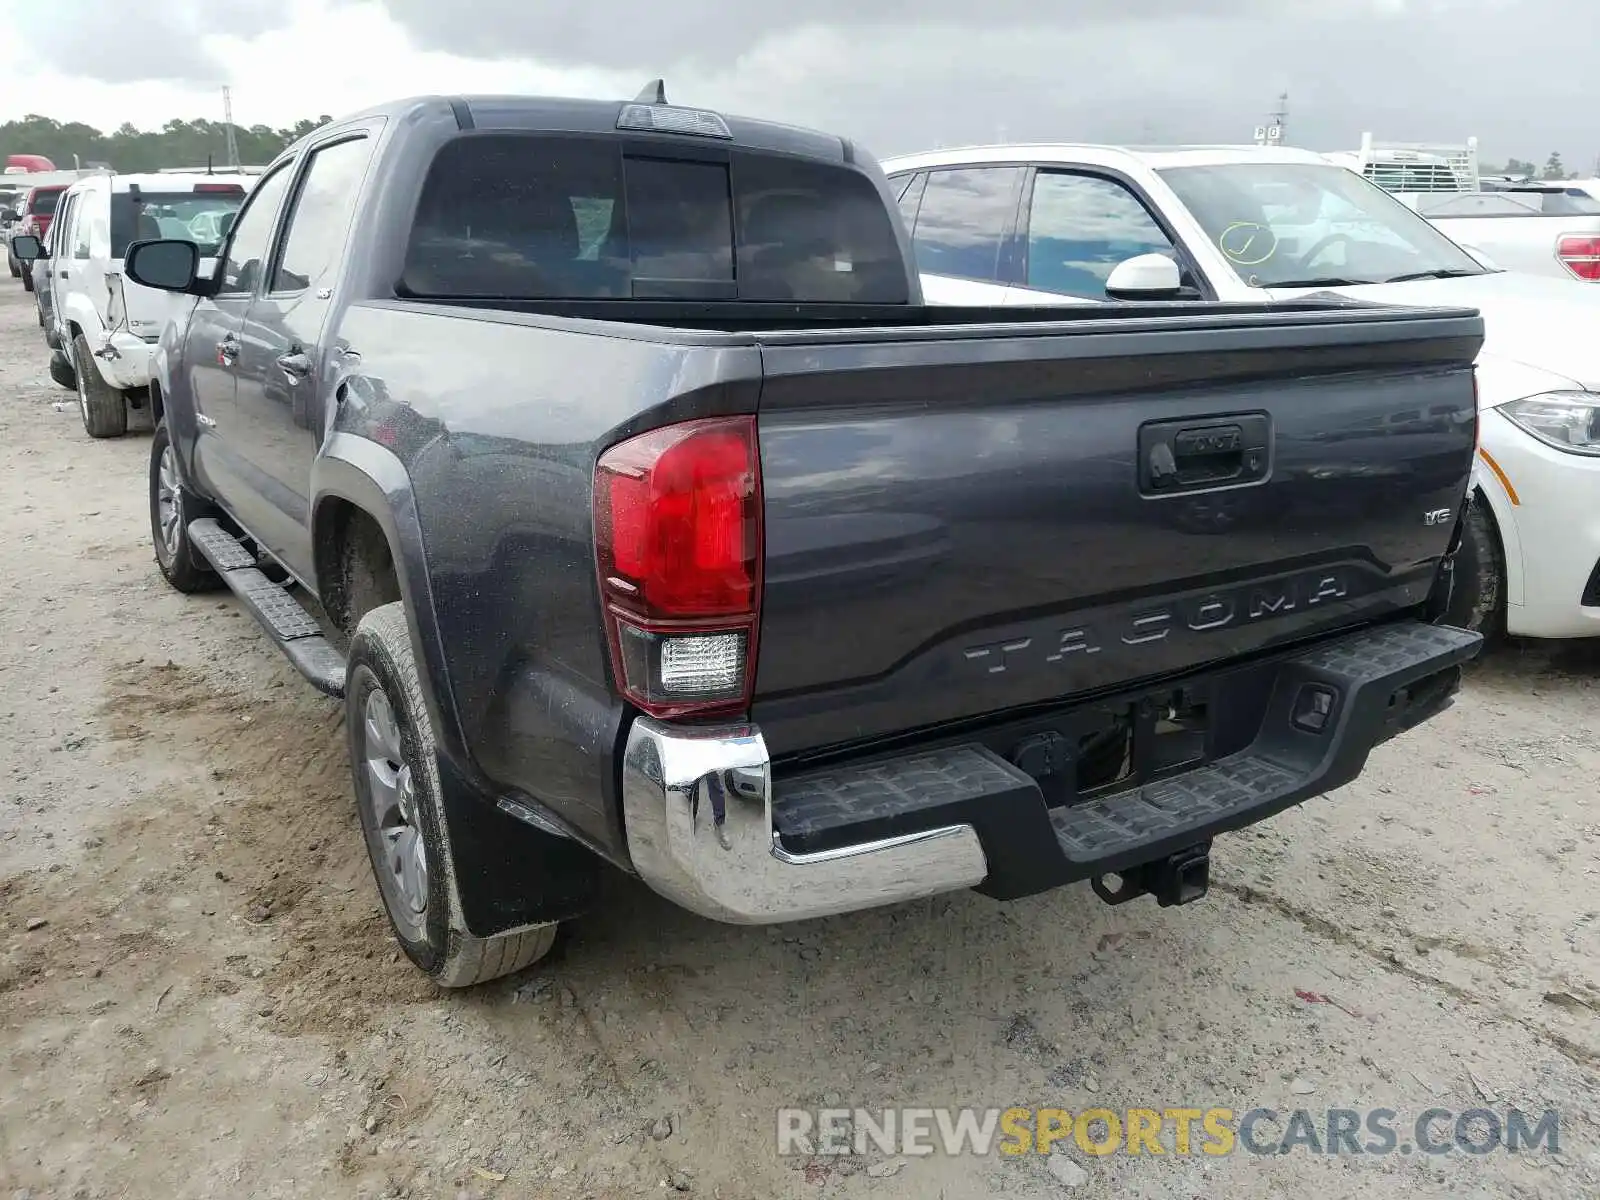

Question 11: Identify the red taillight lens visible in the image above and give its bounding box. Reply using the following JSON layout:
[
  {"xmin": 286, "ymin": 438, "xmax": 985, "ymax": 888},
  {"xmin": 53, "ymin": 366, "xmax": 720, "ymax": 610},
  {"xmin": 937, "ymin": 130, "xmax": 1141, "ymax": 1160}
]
[
  {"xmin": 194, "ymin": 183, "xmax": 245, "ymax": 195},
  {"xmin": 595, "ymin": 416, "xmax": 762, "ymax": 719},
  {"xmin": 1557, "ymin": 235, "xmax": 1600, "ymax": 281}
]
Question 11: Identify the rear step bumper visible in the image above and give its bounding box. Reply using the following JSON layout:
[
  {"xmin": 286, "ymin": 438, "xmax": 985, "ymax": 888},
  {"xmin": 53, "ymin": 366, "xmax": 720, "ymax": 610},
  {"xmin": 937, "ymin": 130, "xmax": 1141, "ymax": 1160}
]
[{"xmin": 620, "ymin": 620, "xmax": 1481, "ymax": 924}]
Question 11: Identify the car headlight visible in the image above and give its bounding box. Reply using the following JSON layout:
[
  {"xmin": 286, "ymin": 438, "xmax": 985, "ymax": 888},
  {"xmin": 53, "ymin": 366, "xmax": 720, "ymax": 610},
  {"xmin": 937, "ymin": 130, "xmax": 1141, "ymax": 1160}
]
[{"xmin": 1499, "ymin": 392, "xmax": 1600, "ymax": 456}]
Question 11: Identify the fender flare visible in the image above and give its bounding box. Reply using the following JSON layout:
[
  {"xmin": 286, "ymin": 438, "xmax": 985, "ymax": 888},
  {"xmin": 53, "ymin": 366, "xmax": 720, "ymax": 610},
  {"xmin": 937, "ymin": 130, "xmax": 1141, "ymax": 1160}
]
[{"xmin": 311, "ymin": 432, "xmax": 469, "ymax": 763}]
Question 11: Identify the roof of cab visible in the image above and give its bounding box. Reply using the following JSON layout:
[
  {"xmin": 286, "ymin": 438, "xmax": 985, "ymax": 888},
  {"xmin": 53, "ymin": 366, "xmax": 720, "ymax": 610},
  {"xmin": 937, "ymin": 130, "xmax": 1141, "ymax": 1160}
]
[
  {"xmin": 880, "ymin": 142, "xmax": 1337, "ymax": 174},
  {"xmin": 331, "ymin": 93, "xmax": 858, "ymax": 166}
]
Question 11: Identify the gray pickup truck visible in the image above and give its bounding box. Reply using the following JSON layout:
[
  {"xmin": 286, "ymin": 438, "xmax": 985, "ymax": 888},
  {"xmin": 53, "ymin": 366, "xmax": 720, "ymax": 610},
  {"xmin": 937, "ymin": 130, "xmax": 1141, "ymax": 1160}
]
[{"xmin": 121, "ymin": 86, "xmax": 1485, "ymax": 988}]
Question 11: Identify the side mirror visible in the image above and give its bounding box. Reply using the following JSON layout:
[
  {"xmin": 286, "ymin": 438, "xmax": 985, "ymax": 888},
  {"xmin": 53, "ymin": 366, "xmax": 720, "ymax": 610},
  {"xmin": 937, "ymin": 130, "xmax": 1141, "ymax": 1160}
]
[
  {"xmin": 125, "ymin": 238, "xmax": 201, "ymax": 293},
  {"xmin": 10, "ymin": 234, "xmax": 44, "ymax": 262},
  {"xmin": 1105, "ymin": 252, "xmax": 1187, "ymax": 299}
]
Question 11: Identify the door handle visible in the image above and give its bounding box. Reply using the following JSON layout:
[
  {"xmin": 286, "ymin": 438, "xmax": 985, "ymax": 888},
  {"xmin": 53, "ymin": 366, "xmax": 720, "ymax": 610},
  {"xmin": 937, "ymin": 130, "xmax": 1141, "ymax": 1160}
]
[
  {"xmin": 216, "ymin": 335, "xmax": 239, "ymax": 366},
  {"xmin": 275, "ymin": 350, "xmax": 312, "ymax": 380},
  {"xmin": 59, "ymin": 270, "xmax": 68, "ymax": 278}
]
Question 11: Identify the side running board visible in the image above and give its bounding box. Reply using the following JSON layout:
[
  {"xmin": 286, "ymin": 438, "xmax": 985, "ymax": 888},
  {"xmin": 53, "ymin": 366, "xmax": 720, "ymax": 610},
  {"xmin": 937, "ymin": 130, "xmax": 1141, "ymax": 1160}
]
[{"xmin": 187, "ymin": 518, "xmax": 347, "ymax": 698}]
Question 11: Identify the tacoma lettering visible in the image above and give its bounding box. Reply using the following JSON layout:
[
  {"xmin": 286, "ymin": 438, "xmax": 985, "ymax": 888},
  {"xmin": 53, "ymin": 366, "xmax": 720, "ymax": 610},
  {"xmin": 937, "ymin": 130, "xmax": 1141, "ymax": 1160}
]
[{"xmin": 963, "ymin": 571, "xmax": 1350, "ymax": 674}]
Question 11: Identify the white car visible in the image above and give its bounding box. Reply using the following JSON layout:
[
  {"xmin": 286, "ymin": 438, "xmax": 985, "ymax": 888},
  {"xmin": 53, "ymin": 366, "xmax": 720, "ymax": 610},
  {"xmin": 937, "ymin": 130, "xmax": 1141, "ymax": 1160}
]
[
  {"xmin": 880, "ymin": 144, "xmax": 1600, "ymax": 641},
  {"xmin": 15, "ymin": 172, "xmax": 250, "ymax": 437}
]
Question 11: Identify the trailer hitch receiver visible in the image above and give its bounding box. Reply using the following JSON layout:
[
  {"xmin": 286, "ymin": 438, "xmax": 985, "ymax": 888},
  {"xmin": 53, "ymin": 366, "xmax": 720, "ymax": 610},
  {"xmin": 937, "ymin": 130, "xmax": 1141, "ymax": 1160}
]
[{"xmin": 1091, "ymin": 841, "xmax": 1212, "ymax": 908}]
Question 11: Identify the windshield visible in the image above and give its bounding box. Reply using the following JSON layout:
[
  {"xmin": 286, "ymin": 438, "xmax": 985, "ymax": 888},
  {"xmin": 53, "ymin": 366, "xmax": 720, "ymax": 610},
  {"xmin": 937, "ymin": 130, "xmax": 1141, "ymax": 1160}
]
[
  {"xmin": 112, "ymin": 189, "xmax": 247, "ymax": 257},
  {"xmin": 1158, "ymin": 162, "xmax": 1488, "ymax": 288}
]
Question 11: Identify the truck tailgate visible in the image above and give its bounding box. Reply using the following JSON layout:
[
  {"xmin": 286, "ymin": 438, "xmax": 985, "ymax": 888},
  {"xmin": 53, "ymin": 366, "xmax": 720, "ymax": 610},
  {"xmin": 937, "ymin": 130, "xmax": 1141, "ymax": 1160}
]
[{"xmin": 750, "ymin": 305, "xmax": 1482, "ymax": 758}]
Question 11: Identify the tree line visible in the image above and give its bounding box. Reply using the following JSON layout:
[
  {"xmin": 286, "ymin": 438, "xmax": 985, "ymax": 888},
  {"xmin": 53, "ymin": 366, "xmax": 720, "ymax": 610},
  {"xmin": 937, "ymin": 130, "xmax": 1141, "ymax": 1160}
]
[
  {"xmin": 0, "ymin": 114, "xmax": 334, "ymax": 173},
  {"xmin": 1486, "ymin": 153, "xmax": 1591, "ymax": 180}
]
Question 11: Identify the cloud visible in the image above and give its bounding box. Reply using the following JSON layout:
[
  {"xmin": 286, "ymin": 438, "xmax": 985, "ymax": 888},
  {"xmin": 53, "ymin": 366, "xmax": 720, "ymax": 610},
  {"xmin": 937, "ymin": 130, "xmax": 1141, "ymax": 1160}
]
[
  {"xmin": 4, "ymin": 0, "xmax": 1591, "ymax": 171},
  {"xmin": 342, "ymin": 0, "xmax": 1596, "ymax": 166},
  {"xmin": 363, "ymin": 0, "xmax": 1392, "ymax": 71},
  {"xmin": 14, "ymin": 0, "xmax": 288, "ymax": 85}
]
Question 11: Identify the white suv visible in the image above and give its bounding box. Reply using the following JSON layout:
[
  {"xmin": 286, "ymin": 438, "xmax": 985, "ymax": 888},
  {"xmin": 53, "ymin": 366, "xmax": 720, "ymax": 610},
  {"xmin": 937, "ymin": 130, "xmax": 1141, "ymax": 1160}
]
[{"xmin": 22, "ymin": 173, "xmax": 251, "ymax": 437}]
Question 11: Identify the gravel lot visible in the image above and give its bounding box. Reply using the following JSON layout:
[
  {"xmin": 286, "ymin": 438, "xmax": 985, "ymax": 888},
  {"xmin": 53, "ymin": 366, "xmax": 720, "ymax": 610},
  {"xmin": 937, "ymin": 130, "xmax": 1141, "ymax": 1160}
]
[{"xmin": 1, "ymin": 283, "xmax": 1597, "ymax": 1200}]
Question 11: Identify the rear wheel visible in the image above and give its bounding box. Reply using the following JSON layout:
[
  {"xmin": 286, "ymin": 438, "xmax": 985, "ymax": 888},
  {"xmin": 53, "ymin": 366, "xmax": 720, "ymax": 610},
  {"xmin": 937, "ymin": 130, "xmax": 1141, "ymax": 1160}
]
[
  {"xmin": 71, "ymin": 332, "xmax": 127, "ymax": 438},
  {"xmin": 149, "ymin": 420, "xmax": 223, "ymax": 593},
  {"xmin": 1443, "ymin": 495, "xmax": 1504, "ymax": 641},
  {"xmin": 347, "ymin": 602, "xmax": 558, "ymax": 988}
]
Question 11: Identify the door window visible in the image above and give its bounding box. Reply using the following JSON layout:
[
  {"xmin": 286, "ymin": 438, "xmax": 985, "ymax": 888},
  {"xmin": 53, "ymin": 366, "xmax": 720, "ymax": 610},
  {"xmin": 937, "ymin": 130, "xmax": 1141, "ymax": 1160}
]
[
  {"xmin": 218, "ymin": 164, "xmax": 294, "ymax": 296},
  {"xmin": 272, "ymin": 137, "xmax": 376, "ymax": 294},
  {"xmin": 72, "ymin": 194, "xmax": 92, "ymax": 259},
  {"xmin": 1025, "ymin": 172, "xmax": 1177, "ymax": 299},
  {"xmin": 909, "ymin": 167, "xmax": 1023, "ymax": 282}
]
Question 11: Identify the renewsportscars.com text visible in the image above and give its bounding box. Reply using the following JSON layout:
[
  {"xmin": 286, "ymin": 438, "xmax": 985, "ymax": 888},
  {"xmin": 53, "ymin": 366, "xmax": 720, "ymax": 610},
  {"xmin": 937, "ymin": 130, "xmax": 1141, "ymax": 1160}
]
[{"xmin": 776, "ymin": 1106, "xmax": 1561, "ymax": 1159}]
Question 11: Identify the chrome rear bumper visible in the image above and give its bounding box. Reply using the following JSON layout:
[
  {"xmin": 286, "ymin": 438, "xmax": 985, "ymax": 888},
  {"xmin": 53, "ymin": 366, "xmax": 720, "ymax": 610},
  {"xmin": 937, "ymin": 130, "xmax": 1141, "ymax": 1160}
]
[{"xmin": 620, "ymin": 716, "xmax": 988, "ymax": 924}]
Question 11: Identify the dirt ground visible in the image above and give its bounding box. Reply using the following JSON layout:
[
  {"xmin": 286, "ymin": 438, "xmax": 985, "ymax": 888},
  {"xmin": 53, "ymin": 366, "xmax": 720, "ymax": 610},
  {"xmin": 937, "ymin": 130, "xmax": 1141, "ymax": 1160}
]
[{"xmin": 0, "ymin": 283, "xmax": 1597, "ymax": 1200}]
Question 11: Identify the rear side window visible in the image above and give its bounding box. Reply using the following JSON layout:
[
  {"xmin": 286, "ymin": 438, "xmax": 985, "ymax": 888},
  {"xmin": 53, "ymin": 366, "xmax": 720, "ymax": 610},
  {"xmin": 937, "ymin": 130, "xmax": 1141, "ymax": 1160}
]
[
  {"xmin": 401, "ymin": 133, "xmax": 909, "ymax": 303},
  {"xmin": 112, "ymin": 187, "xmax": 247, "ymax": 257},
  {"xmin": 910, "ymin": 167, "xmax": 1023, "ymax": 282},
  {"xmin": 273, "ymin": 137, "xmax": 376, "ymax": 293},
  {"xmin": 69, "ymin": 195, "xmax": 91, "ymax": 259},
  {"xmin": 891, "ymin": 173, "xmax": 926, "ymax": 228}
]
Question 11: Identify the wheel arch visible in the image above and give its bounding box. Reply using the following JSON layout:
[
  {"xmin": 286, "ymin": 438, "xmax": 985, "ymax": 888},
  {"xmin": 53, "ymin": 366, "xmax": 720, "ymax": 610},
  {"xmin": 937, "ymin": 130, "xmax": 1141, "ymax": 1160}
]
[
  {"xmin": 311, "ymin": 434, "xmax": 467, "ymax": 762},
  {"xmin": 1471, "ymin": 473, "xmax": 1522, "ymax": 610}
]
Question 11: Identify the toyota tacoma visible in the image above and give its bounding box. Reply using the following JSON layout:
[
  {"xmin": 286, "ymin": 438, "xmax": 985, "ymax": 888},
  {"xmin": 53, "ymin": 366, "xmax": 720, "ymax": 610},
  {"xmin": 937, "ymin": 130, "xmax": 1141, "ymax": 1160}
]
[{"xmin": 123, "ymin": 87, "xmax": 1485, "ymax": 987}]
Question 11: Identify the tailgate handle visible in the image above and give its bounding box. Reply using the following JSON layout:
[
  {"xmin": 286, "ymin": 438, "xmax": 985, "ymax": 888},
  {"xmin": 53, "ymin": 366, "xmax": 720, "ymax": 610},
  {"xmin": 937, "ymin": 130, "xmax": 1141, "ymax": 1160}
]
[{"xmin": 1140, "ymin": 413, "xmax": 1271, "ymax": 495}]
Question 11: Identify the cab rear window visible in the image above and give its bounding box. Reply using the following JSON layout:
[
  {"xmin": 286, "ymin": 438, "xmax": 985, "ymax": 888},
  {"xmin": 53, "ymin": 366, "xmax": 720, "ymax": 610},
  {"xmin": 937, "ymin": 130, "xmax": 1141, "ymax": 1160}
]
[
  {"xmin": 111, "ymin": 188, "xmax": 247, "ymax": 257},
  {"xmin": 30, "ymin": 188, "xmax": 63, "ymax": 215},
  {"xmin": 400, "ymin": 133, "xmax": 910, "ymax": 303}
]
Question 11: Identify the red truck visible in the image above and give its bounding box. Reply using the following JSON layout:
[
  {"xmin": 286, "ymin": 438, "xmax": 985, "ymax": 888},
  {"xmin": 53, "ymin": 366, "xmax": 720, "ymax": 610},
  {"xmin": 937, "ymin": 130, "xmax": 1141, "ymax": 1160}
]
[{"xmin": 5, "ymin": 153, "xmax": 57, "ymax": 172}]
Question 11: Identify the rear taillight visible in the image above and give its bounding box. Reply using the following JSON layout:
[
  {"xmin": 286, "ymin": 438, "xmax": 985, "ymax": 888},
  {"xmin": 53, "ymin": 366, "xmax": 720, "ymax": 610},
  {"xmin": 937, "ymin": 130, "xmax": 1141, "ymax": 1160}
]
[
  {"xmin": 194, "ymin": 183, "xmax": 245, "ymax": 195},
  {"xmin": 1556, "ymin": 235, "xmax": 1600, "ymax": 281},
  {"xmin": 594, "ymin": 416, "xmax": 762, "ymax": 719}
]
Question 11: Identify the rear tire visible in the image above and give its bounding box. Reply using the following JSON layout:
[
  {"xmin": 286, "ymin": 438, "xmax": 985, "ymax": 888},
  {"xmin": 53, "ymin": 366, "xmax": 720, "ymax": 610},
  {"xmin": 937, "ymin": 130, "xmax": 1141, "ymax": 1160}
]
[
  {"xmin": 347, "ymin": 602, "xmax": 558, "ymax": 988},
  {"xmin": 149, "ymin": 420, "xmax": 223, "ymax": 593},
  {"xmin": 1443, "ymin": 495, "xmax": 1503, "ymax": 641},
  {"xmin": 72, "ymin": 332, "xmax": 127, "ymax": 438},
  {"xmin": 8, "ymin": 257, "xmax": 19, "ymax": 279}
]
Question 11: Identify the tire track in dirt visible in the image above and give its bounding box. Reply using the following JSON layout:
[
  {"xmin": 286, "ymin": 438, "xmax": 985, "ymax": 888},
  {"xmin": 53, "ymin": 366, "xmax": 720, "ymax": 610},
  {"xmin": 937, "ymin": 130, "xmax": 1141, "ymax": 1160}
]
[
  {"xmin": 1220, "ymin": 879, "xmax": 1600, "ymax": 1071},
  {"xmin": 88, "ymin": 655, "xmax": 443, "ymax": 1034}
]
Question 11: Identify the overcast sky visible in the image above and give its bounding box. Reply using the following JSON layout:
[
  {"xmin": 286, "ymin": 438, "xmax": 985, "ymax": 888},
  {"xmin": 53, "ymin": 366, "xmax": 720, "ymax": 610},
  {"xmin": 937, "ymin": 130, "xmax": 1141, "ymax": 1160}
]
[{"xmin": 3, "ymin": 0, "xmax": 1595, "ymax": 171}]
